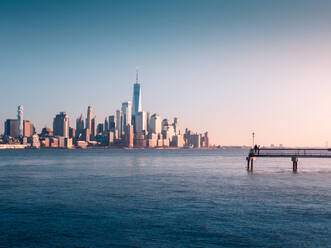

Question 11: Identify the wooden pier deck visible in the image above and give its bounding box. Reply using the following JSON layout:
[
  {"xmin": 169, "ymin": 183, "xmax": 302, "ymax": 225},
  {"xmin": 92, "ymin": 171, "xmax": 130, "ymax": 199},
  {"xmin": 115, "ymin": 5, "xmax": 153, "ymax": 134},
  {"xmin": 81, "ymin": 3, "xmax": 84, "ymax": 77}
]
[{"xmin": 246, "ymin": 148, "xmax": 331, "ymax": 172}]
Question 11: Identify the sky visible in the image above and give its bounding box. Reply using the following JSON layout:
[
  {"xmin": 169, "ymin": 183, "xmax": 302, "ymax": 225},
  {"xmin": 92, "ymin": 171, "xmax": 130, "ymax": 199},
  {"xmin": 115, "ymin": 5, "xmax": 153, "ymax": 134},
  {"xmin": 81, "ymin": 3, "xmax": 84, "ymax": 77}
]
[{"xmin": 1, "ymin": 0, "xmax": 331, "ymax": 146}]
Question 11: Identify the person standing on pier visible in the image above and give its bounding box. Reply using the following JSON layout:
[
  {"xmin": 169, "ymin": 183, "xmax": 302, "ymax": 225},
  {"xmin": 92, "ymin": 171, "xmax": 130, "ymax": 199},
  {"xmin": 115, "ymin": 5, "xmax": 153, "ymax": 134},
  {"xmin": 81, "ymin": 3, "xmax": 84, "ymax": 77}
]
[
  {"xmin": 254, "ymin": 145, "xmax": 258, "ymax": 154},
  {"xmin": 253, "ymin": 145, "xmax": 261, "ymax": 155}
]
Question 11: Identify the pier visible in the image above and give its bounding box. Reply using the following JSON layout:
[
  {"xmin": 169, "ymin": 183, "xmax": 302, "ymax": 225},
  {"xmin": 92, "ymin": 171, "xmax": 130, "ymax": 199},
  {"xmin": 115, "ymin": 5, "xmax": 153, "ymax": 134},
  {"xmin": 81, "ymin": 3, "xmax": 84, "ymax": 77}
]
[{"xmin": 246, "ymin": 148, "xmax": 331, "ymax": 172}]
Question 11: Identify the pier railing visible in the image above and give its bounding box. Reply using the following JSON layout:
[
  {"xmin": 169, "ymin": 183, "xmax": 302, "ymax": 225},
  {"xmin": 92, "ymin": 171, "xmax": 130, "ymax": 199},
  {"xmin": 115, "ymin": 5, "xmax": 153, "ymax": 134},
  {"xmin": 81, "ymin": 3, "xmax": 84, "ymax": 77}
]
[{"xmin": 251, "ymin": 148, "xmax": 331, "ymax": 158}]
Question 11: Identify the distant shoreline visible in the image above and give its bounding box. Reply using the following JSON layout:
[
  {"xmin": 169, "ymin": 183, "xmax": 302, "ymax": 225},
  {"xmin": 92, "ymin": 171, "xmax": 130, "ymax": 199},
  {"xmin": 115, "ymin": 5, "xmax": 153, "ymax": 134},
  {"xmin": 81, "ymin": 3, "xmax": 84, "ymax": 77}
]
[{"xmin": 0, "ymin": 144, "xmax": 246, "ymax": 150}]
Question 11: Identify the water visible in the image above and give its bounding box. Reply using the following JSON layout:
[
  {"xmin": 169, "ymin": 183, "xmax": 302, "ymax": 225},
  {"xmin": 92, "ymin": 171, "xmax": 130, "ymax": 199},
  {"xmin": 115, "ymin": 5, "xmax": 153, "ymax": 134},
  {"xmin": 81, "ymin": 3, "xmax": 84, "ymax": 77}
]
[{"xmin": 0, "ymin": 149, "xmax": 330, "ymax": 248}]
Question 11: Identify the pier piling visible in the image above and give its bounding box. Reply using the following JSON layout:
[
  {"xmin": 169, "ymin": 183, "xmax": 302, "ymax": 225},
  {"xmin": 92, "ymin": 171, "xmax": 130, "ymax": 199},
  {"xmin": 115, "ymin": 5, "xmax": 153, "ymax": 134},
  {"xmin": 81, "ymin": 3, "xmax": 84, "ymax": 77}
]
[
  {"xmin": 246, "ymin": 156, "xmax": 255, "ymax": 172},
  {"xmin": 291, "ymin": 156, "xmax": 298, "ymax": 172}
]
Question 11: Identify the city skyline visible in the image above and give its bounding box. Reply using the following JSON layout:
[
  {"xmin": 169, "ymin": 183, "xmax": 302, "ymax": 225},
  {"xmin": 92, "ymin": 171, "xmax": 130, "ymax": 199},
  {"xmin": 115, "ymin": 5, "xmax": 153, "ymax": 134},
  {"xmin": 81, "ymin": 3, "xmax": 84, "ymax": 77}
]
[
  {"xmin": 1, "ymin": 77, "xmax": 209, "ymax": 149},
  {"xmin": 1, "ymin": 0, "xmax": 331, "ymax": 146},
  {"xmin": 2, "ymin": 73, "xmax": 211, "ymax": 146}
]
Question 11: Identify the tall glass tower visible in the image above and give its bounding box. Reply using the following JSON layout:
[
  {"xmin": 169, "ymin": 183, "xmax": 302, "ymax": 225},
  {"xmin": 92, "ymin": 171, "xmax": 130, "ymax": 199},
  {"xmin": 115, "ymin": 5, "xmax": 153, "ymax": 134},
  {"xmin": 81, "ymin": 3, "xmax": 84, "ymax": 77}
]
[
  {"xmin": 132, "ymin": 71, "xmax": 142, "ymax": 126},
  {"xmin": 86, "ymin": 106, "xmax": 93, "ymax": 130},
  {"xmin": 17, "ymin": 105, "xmax": 24, "ymax": 137},
  {"xmin": 122, "ymin": 101, "xmax": 132, "ymax": 128}
]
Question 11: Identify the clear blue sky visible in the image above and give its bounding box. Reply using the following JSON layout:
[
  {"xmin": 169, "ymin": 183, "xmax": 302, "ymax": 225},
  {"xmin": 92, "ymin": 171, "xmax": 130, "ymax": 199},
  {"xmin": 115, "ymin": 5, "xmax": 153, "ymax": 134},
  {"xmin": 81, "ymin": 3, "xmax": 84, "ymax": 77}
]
[{"xmin": 1, "ymin": 0, "xmax": 331, "ymax": 146}]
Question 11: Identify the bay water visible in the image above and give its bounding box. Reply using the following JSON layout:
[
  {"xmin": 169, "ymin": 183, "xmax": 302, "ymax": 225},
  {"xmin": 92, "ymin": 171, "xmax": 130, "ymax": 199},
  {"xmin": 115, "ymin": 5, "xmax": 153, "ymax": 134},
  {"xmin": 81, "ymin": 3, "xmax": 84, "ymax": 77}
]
[{"xmin": 0, "ymin": 149, "xmax": 330, "ymax": 247}]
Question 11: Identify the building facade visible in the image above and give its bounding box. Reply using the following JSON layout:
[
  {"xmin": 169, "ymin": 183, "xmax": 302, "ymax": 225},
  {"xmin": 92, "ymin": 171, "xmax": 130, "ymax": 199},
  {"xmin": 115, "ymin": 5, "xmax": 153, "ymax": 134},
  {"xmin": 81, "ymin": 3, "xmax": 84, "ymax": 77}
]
[
  {"xmin": 122, "ymin": 101, "xmax": 132, "ymax": 128},
  {"xmin": 4, "ymin": 119, "xmax": 18, "ymax": 137},
  {"xmin": 86, "ymin": 106, "xmax": 93, "ymax": 130},
  {"xmin": 125, "ymin": 124, "xmax": 134, "ymax": 148},
  {"xmin": 53, "ymin": 112, "xmax": 69, "ymax": 138},
  {"xmin": 76, "ymin": 115, "xmax": 84, "ymax": 134},
  {"xmin": 146, "ymin": 112, "xmax": 151, "ymax": 133},
  {"xmin": 173, "ymin": 117, "xmax": 179, "ymax": 135},
  {"xmin": 150, "ymin": 113, "xmax": 162, "ymax": 134},
  {"xmin": 104, "ymin": 117, "xmax": 109, "ymax": 131},
  {"xmin": 132, "ymin": 82, "xmax": 142, "ymax": 127},
  {"xmin": 91, "ymin": 117, "xmax": 96, "ymax": 139},
  {"xmin": 116, "ymin": 110, "xmax": 124, "ymax": 138},
  {"xmin": 17, "ymin": 105, "xmax": 24, "ymax": 137},
  {"xmin": 23, "ymin": 120, "xmax": 33, "ymax": 137},
  {"xmin": 136, "ymin": 111, "xmax": 147, "ymax": 134},
  {"xmin": 109, "ymin": 115, "xmax": 116, "ymax": 131}
]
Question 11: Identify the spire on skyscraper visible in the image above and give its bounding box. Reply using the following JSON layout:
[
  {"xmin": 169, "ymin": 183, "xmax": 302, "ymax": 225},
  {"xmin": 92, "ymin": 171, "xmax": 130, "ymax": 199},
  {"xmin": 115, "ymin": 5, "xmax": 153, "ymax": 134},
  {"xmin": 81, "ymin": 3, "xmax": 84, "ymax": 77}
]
[{"xmin": 136, "ymin": 67, "xmax": 139, "ymax": 84}]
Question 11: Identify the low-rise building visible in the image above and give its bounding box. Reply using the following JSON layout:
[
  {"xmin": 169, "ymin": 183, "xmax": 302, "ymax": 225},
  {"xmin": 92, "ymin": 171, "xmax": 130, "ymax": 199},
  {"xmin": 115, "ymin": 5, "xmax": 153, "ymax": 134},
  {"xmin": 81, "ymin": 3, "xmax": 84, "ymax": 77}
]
[
  {"xmin": 40, "ymin": 138, "xmax": 50, "ymax": 148},
  {"xmin": 50, "ymin": 138, "xmax": 59, "ymax": 148},
  {"xmin": 31, "ymin": 134, "xmax": 40, "ymax": 148},
  {"xmin": 76, "ymin": 141, "xmax": 88, "ymax": 148}
]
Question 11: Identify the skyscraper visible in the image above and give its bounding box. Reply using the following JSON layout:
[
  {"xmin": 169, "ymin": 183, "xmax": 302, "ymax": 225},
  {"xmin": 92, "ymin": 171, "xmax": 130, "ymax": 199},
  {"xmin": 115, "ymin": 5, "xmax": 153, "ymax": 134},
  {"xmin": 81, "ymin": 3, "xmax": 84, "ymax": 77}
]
[
  {"xmin": 162, "ymin": 119, "xmax": 170, "ymax": 131},
  {"xmin": 76, "ymin": 114, "xmax": 84, "ymax": 134},
  {"xmin": 97, "ymin": 123, "xmax": 104, "ymax": 134},
  {"xmin": 136, "ymin": 111, "xmax": 147, "ymax": 134},
  {"xmin": 4, "ymin": 119, "xmax": 18, "ymax": 137},
  {"xmin": 91, "ymin": 117, "xmax": 96, "ymax": 139},
  {"xmin": 121, "ymin": 101, "xmax": 132, "ymax": 128},
  {"xmin": 23, "ymin": 120, "xmax": 33, "ymax": 137},
  {"xmin": 109, "ymin": 115, "xmax": 116, "ymax": 130},
  {"xmin": 104, "ymin": 117, "xmax": 109, "ymax": 131},
  {"xmin": 17, "ymin": 105, "xmax": 23, "ymax": 137},
  {"xmin": 173, "ymin": 117, "xmax": 179, "ymax": 135},
  {"xmin": 151, "ymin": 113, "xmax": 162, "ymax": 134},
  {"xmin": 53, "ymin": 112, "xmax": 69, "ymax": 138},
  {"xmin": 82, "ymin": 128, "xmax": 90, "ymax": 142},
  {"xmin": 116, "ymin": 110, "xmax": 124, "ymax": 138},
  {"xmin": 86, "ymin": 106, "xmax": 93, "ymax": 130},
  {"xmin": 69, "ymin": 127, "xmax": 76, "ymax": 139},
  {"xmin": 146, "ymin": 112, "xmax": 151, "ymax": 133},
  {"xmin": 125, "ymin": 124, "xmax": 134, "ymax": 148},
  {"xmin": 132, "ymin": 71, "xmax": 142, "ymax": 127}
]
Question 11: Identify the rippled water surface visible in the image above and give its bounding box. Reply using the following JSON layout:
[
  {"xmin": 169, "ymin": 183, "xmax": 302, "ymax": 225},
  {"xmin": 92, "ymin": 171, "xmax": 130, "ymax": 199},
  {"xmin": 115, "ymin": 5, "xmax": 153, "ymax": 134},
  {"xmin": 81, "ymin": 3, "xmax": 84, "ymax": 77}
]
[{"xmin": 0, "ymin": 149, "xmax": 330, "ymax": 247}]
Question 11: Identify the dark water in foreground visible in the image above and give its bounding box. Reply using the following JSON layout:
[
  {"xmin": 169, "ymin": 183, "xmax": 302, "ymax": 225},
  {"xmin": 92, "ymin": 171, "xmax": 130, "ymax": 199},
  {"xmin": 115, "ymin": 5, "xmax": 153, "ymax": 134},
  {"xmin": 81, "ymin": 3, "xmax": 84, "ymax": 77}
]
[{"xmin": 0, "ymin": 149, "xmax": 330, "ymax": 248}]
